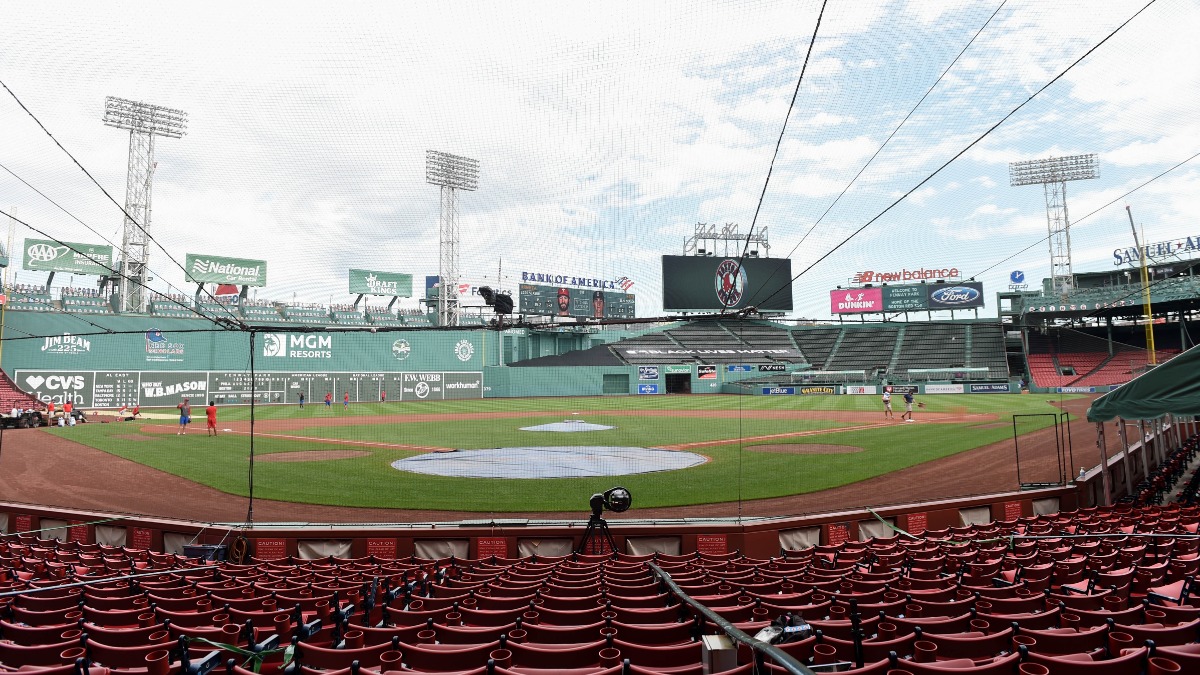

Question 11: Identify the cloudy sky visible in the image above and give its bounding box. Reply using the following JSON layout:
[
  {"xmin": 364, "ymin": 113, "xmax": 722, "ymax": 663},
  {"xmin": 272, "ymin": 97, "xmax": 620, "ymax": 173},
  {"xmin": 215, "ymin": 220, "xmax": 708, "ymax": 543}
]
[{"xmin": 1, "ymin": 0, "xmax": 1198, "ymax": 320}]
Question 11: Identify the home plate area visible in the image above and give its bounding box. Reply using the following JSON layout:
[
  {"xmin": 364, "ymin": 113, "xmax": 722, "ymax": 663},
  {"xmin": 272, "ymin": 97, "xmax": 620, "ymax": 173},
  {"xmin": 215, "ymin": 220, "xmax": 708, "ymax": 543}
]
[{"xmin": 391, "ymin": 446, "xmax": 706, "ymax": 478}]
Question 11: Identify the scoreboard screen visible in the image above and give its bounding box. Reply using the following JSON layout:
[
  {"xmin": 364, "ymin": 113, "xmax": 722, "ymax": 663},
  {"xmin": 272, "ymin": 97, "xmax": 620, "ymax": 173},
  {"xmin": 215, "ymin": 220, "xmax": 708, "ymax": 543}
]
[{"xmin": 518, "ymin": 284, "xmax": 635, "ymax": 319}]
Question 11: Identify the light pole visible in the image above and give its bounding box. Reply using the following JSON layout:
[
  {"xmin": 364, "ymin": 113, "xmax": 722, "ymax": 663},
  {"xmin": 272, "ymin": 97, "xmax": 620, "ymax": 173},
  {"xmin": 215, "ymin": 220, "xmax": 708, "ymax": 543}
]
[
  {"xmin": 425, "ymin": 150, "xmax": 479, "ymax": 327},
  {"xmin": 1009, "ymin": 154, "xmax": 1098, "ymax": 296},
  {"xmin": 103, "ymin": 97, "xmax": 187, "ymax": 313}
]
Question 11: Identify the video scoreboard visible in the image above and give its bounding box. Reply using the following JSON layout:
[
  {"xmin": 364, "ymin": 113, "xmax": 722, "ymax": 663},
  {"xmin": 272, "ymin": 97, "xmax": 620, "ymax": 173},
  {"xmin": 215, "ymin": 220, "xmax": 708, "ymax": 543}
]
[{"xmin": 518, "ymin": 284, "xmax": 636, "ymax": 319}]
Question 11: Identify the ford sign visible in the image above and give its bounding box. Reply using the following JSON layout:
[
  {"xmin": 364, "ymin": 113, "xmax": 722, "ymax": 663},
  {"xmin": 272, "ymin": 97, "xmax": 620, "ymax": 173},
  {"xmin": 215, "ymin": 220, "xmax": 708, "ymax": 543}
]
[{"xmin": 927, "ymin": 282, "xmax": 984, "ymax": 309}]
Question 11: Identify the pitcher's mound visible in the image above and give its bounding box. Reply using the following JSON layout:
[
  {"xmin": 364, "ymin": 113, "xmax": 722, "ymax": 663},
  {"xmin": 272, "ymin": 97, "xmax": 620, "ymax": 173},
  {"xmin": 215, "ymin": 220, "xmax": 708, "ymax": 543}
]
[
  {"xmin": 521, "ymin": 420, "xmax": 615, "ymax": 432},
  {"xmin": 750, "ymin": 444, "xmax": 864, "ymax": 454}
]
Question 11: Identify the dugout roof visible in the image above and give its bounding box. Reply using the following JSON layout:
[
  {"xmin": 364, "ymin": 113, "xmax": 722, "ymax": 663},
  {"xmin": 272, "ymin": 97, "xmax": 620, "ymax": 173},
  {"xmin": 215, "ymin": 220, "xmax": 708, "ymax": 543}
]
[{"xmin": 1087, "ymin": 344, "xmax": 1200, "ymax": 422}]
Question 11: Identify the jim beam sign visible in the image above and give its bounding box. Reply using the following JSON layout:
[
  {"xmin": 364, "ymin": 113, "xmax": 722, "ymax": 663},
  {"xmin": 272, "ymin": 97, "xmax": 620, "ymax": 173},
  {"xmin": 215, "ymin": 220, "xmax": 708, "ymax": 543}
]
[{"xmin": 185, "ymin": 253, "xmax": 268, "ymax": 287}]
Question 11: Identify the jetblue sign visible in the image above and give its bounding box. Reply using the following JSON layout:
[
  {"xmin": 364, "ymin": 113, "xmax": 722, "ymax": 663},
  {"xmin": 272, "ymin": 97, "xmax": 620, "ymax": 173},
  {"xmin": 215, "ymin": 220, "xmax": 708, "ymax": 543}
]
[
  {"xmin": 926, "ymin": 281, "xmax": 984, "ymax": 310},
  {"xmin": 761, "ymin": 387, "xmax": 795, "ymax": 395}
]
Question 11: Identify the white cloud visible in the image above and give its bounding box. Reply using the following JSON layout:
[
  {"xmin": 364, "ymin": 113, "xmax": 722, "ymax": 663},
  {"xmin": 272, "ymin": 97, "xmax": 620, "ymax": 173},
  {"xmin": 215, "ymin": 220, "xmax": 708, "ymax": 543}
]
[{"xmin": 0, "ymin": 0, "xmax": 1195, "ymax": 321}]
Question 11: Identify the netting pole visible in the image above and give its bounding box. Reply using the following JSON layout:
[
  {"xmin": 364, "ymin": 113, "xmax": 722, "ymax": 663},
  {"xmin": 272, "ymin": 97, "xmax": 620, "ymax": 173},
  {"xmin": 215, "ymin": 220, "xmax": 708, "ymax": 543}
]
[
  {"xmin": 1118, "ymin": 419, "xmax": 1135, "ymax": 489},
  {"xmin": 1096, "ymin": 422, "xmax": 1112, "ymax": 506},
  {"xmin": 247, "ymin": 330, "xmax": 256, "ymax": 527}
]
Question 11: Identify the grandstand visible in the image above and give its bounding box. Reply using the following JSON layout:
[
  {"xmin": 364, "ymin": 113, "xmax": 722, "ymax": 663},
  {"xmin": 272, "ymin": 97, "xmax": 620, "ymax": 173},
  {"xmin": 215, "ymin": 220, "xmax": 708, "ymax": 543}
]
[
  {"xmin": 238, "ymin": 300, "xmax": 285, "ymax": 324},
  {"xmin": 149, "ymin": 293, "xmax": 195, "ymax": 318},
  {"xmin": 59, "ymin": 287, "xmax": 111, "ymax": 314},
  {"xmin": 366, "ymin": 305, "xmax": 403, "ymax": 327},
  {"xmin": 284, "ymin": 304, "xmax": 334, "ymax": 324},
  {"xmin": 3, "ymin": 285, "xmax": 53, "ymax": 312},
  {"xmin": 330, "ymin": 304, "xmax": 369, "ymax": 326},
  {"xmin": 1022, "ymin": 326, "xmax": 1186, "ymax": 390}
]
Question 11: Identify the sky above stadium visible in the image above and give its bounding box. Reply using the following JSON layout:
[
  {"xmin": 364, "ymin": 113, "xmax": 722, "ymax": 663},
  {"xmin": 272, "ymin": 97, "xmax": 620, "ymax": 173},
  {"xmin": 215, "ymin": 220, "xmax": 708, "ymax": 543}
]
[{"xmin": 1, "ymin": 0, "xmax": 1198, "ymax": 320}]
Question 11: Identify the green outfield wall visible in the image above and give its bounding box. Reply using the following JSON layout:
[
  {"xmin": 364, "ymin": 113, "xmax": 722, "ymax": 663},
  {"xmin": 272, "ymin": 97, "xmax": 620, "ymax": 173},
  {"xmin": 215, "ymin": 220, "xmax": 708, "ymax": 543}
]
[{"xmin": 0, "ymin": 311, "xmax": 832, "ymax": 404}]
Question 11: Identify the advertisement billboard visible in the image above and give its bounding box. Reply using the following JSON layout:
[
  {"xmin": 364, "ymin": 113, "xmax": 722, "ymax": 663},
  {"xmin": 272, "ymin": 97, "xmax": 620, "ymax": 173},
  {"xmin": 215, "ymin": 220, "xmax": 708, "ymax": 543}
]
[
  {"xmin": 830, "ymin": 287, "xmax": 883, "ymax": 314},
  {"xmin": 22, "ymin": 239, "xmax": 114, "ymax": 275},
  {"xmin": 926, "ymin": 281, "xmax": 984, "ymax": 310},
  {"xmin": 185, "ymin": 254, "xmax": 268, "ymax": 287},
  {"xmin": 882, "ymin": 285, "xmax": 927, "ymax": 311},
  {"xmin": 661, "ymin": 256, "xmax": 792, "ymax": 311},
  {"xmin": 517, "ymin": 284, "xmax": 635, "ymax": 319},
  {"xmin": 970, "ymin": 383, "xmax": 1012, "ymax": 393},
  {"xmin": 349, "ymin": 269, "xmax": 412, "ymax": 297}
]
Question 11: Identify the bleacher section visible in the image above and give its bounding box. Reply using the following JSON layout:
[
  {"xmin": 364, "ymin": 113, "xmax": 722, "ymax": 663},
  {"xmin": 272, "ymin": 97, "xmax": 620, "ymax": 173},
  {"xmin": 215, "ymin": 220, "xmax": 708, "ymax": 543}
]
[
  {"xmin": 826, "ymin": 325, "xmax": 899, "ymax": 373},
  {"xmin": 791, "ymin": 326, "xmax": 840, "ymax": 368},
  {"xmin": 721, "ymin": 320, "xmax": 806, "ymax": 363},
  {"xmin": 59, "ymin": 287, "xmax": 111, "ymax": 314},
  {"xmin": 330, "ymin": 305, "xmax": 369, "ymax": 326},
  {"xmin": 366, "ymin": 306, "xmax": 404, "ymax": 326},
  {"xmin": 3, "ymin": 285, "xmax": 53, "ymax": 312},
  {"xmin": 284, "ymin": 305, "xmax": 333, "ymax": 324},
  {"xmin": 969, "ymin": 323, "xmax": 1009, "ymax": 379},
  {"xmin": 150, "ymin": 294, "xmax": 196, "ymax": 318},
  {"xmin": 195, "ymin": 300, "xmax": 241, "ymax": 321},
  {"xmin": 613, "ymin": 330, "xmax": 687, "ymax": 364},
  {"xmin": 893, "ymin": 323, "xmax": 965, "ymax": 373},
  {"xmin": 603, "ymin": 321, "xmax": 1012, "ymax": 376},
  {"xmin": 240, "ymin": 301, "xmax": 286, "ymax": 324},
  {"xmin": 664, "ymin": 321, "xmax": 793, "ymax": 363}
]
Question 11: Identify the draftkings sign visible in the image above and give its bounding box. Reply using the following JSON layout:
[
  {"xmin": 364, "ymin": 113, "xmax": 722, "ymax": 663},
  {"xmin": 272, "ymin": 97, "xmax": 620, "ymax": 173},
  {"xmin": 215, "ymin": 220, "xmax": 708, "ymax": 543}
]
[{"xmin": 349, "ymin": 269, "xmax": 413, "ymax": 297}]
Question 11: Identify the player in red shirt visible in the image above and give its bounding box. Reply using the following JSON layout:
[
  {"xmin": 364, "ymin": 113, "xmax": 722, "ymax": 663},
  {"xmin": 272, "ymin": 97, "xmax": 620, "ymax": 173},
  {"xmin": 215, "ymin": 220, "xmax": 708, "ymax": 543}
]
[
  {"xmin": 343, "ymin": 391, "xmax": 350, "ymax": 409},
  {"xmin": 380, "ymin": 390, "xmax": 386, "ymax": 403},
  {"xmin": 324, "ymin": 392, "xmax": 333, "ymax": 407},
  {"xmin": 206, "ymin": 401, "xmax": 218, "ymax": 437}
]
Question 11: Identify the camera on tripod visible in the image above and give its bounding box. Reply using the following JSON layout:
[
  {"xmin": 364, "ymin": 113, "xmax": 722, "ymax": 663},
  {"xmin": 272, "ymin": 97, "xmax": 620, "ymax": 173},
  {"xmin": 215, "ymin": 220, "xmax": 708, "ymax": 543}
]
[{"xmin": 576, "ymin": 486, "xmax": 632, "ymax": 554}]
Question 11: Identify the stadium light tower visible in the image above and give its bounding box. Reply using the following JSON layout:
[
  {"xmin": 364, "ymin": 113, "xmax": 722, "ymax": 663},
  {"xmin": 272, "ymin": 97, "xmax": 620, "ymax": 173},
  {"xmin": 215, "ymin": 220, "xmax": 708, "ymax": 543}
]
[
  {"xmin": 1009, "ymin": 154, "xmax": 1098, "ymax": 296},
  {"xmin": 103, "ymin": 96, "xmax": 187, "ymax": 313},
  {"xmin": 426, "ymin": 150, "xmax": 479, "ymax": 326}
]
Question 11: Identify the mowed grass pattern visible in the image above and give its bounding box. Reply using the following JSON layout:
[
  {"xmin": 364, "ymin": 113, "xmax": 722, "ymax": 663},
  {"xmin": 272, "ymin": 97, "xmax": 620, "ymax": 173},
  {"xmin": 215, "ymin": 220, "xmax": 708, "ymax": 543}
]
[{"xmin": 54, "ymin": 393, "xmax": 1075, "ymax": 512}]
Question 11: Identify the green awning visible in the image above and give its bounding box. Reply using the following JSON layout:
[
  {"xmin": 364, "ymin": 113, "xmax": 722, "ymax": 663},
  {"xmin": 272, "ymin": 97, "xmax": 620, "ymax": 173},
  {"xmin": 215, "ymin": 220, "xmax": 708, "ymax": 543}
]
[{"xmin": 1086, "ymin": 345, "xmax": 1200, "ymax": 422}]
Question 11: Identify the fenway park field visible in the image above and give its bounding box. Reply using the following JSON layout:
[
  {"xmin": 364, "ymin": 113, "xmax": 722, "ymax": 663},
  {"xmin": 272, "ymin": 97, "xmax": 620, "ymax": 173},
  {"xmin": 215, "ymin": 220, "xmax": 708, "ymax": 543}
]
[{"xmin": 6, "ymin": 393, "xmax": 1094, "ymax": 521}]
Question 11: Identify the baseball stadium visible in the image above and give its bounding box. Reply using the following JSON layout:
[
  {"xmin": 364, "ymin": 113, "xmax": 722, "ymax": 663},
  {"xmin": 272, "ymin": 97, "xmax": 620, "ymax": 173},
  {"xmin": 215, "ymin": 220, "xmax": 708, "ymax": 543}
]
[{"xmin": 1, "ymin": 2, "xmax": 1199, "ymax": 674}]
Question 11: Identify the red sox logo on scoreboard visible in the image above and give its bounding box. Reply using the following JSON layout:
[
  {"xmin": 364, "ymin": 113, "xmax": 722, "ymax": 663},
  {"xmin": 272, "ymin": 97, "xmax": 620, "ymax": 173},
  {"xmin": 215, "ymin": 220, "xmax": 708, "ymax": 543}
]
[{"xmin": 714, "ymin": 259, "xmax": 747, "ymax": 307}]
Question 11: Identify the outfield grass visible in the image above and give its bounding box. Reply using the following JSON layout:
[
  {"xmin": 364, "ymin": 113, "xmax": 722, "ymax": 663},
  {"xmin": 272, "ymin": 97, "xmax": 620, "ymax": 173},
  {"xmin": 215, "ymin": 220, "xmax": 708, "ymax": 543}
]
[{"xmin": 53, "ymin": 393, "xmax": 1077, "ymax": 512}]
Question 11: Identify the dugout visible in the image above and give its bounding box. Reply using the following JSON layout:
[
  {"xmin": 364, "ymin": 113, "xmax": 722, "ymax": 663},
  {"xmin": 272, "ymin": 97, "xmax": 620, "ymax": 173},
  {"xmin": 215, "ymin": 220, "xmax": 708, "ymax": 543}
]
[{"xmin": 664, "ymin": 372, "xmax": 691, "ymax": 393}]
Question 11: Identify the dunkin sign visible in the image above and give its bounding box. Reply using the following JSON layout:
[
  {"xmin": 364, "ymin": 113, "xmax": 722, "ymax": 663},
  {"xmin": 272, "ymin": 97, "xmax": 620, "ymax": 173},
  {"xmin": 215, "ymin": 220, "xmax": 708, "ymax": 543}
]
[{"xmin": 830, "ymin": 288, "xmax": 883, "ymax": 314}]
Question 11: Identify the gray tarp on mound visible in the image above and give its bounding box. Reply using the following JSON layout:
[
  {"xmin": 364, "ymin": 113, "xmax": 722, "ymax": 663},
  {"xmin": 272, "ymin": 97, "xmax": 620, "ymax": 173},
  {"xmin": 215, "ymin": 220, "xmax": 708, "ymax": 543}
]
[
  {"xmin": 520, "ymin": 420, "xmax": 615, "ymax": 432},
  {"xmin": 391, "ymin": 446, "xmax": 706, "ymax": 478},
  {"xmin": 1087, "ymin": 344, "xmax": 1200, "ymax": 422}
]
